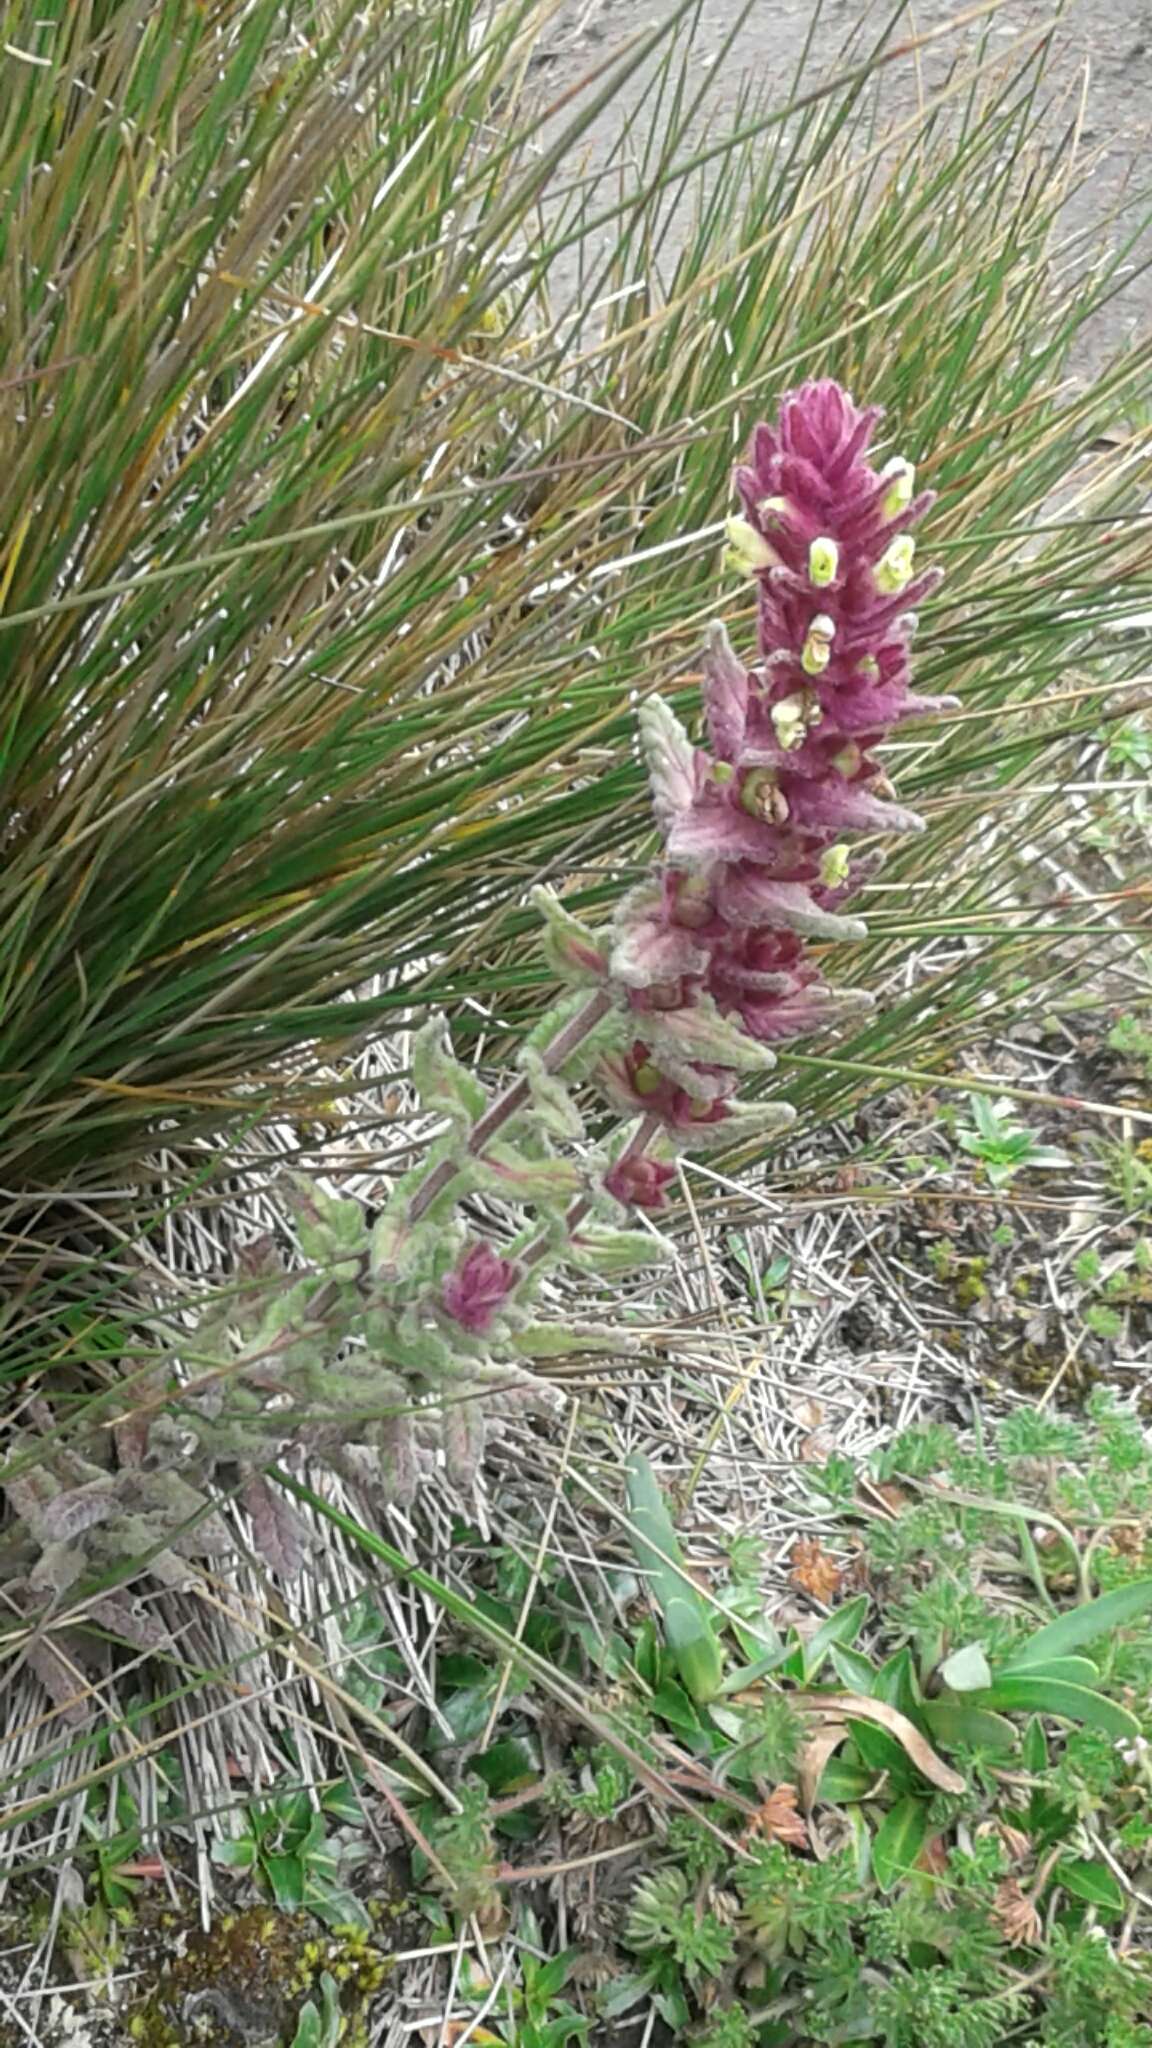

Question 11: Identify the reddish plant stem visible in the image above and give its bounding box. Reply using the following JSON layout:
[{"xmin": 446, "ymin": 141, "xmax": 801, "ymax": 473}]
[{"xmin": 407, "ymin": 987, "xmax": 614, "ymax": 1225}]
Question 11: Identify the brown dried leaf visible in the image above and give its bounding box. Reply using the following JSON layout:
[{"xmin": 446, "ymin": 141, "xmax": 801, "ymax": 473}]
[
  {"xmin": 28, "ymin": 1538, "xmax": 85, "ymax": 1596},
  {"xmin": 87, "ymin": 1592, "xmax": 171, "ymax": 1654},
  {"xmin": 3, "ymin": 1458, "xmax": 58, "ymax": 1530},
  {"xmin": 442, "ymin": 1389, "xmax": 485, "ymax": 1489},
  {"xmin": 857, "ymin": 1477, "xmax": 910, "ymax": 1517},
  {"xmin": 916, "ymin": 1833, "xmax": 950, "ymax": 1878},
  {"xmin": 744, "ymin": 1783, "xmax": 808, "ymax": 1850},
  {"xmin": 113, "ymin": 1372, "xmax": 166, "ymax": 1470},
  {"xmin": 241, "ymin": 1472, "xmax": 310, "ymax": 1579},
  {"xmin": 24, "ymin": 1636, "xmax": 92, "ymax": 1727},
  {"xmin": 792, "ymin": 1691, "xmax": 966, "ymax": 1795},
  {"xmin": 998, "ymin": 1823, "xmax": 1032, "ymax": 1864},
  {"xmin": 797, "ymin": 1722, "xmax": 849, "ymax": 1811},
  {"xmin": 789, "ymin": 1537, "xmax": 843, "ymax": 1603},
  {"xmin": 977, "ymin": 1818, "xmax": 1032, "ymax": 1865},
  {"xmin": 808, "ymin": 1806, "xmax": 855, "ymax": 1863},
  {"xmin": 790, "ymin": 1396, "xmax": 824, "ymax": 1431},
  {"xmin": 841, "ymin": 1545, "xmax": 871, "ymax": 1594},
  {"xmin": 40, "ymin": 1480, "xmax": 117, "ymax": 1544},
  {"xmin": 993, "ymin": 1877, "xmax": 1042, "ymax": 1946}
]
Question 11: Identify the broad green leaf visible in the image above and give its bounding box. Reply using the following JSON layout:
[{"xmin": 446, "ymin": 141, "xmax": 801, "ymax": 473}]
[
  {"xmin": 494, "ymin": 1807, "xmax": 540, "ymax": 1844},
  {"xmin": 632, "ymin": 1620, "xmax": 662, "ymax": 1692},
  {"xmin": 818, "ymin": 1758, "xmax": 877, "ymax": 1803},
  {"xmin": 470, "ymin": 1738, "xmax": 539, "ymax": 1796},
  {"xmin": 318, "ymin": 1974, "xmax": 342, "ymax": 2033},
  {"xmin": 718, "ymin": 1643, "xmax": 792, "ymax": 1693},
  {"xmin": 919, "ymin": 1699, "xmax": 1017, "ymax": 1754},
  {"xmin": 830, "ymin": 1645, "xmax": 878, "ymax": 1693},
  {"xmin": 428, "ymin": 1685, "xmax": 496, "ymax": 1749},
  {"xmin": 320, "ymin": 1780, "xmax": 363, "ymax": 1826},
  {"xmin": 210, "ymin": 1836, "xmax": 256, "ymax": 1870},
  {"xmin": 538, "ymin": 2012, "xmax": 591, "ymax": 2048},
  {"xmin": 871, "ymin": 1795, "xmax": 929, "ymax": 1894},
  {"xmin": 779, "ymin": 1642, "xmax": 807, "ymax": 1684},
  {"xmin": 534, "ymin": 1949, "xmax": 582, "ymax": 2002},
  {"xmin": 706, "ymin": 1703, "xmax": 746, "ymax": 1742},
  {"xmin": 938, "ymin": 1643, "xmax": 993, "ymax": 1692},
  {"xmin": 847, "ymin": 1722, "xmax": 917, "ymax": 1789},
  {"xmin": 289, "ymin": 2004, "xmax": 322, "ymax": 2048},
  {"xmin": 599, "ymin": 1974, "xmax": 657, "ymax": 2020},
  {"xmin": 650, "ymin": 1679, "xmax": 704, "ymax": 1736},
  {"xmin": 976, "ymin": 1678, "xmax": 1141, "ymax": 1740},
  {"xmin": 1057, "ymin": 1859, "xmax": 1126, "ymax": 1915},
  {"xmin": 1002, "ymin": 1581, "xmax": 1152, "ymax": 1672},
  {"xmin": 1006, "ymin": 1655, "xmax": 1100, "ymax": 1686},
  {"xmin": 624, "ymin": 1452, "xmax": 723, "ymax": 1704},
  {"xmin": 306, "ymin": 1876, "xmax": 372, "ymax": 1932},
  {"xmin": 846, "ymin": 1805, "xmax": 873, "ymax": 1886},
  {"xmin": 1023, "ymin": 1718, "xmax": 1049, "ymax": 1773},
  {"xmin": 298, "ymin": 1810, "xmax": 327, "ymax": 1859},
  {"xmin": 272, "ymin": 1787, "xmax": 314, "ymax": 1835},
  {"xmin": 872, "ymin": 1648, "xmax": 918, "ymax": 1714},
  {"xmin": 803, "ymin": 1595, "xmax": 871, "ymax": 1680},
  {"xmin": 262, "ymin": 1851, "xmax": 305, "ymax": 1911}
]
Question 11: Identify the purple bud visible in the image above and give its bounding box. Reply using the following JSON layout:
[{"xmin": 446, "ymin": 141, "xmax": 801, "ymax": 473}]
[
  {"xmin": 604, "ymin": 1154, "xmax": 676, "ymax": 1211},
  {"xmin": 441, "ymin": 1242, "xmax": 519, "ymax": 1334}
]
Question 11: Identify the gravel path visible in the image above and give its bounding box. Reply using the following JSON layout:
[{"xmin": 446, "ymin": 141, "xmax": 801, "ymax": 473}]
[{"xmin": 533, "ymin": 0, "xmax": 1152, "ymax": 377}]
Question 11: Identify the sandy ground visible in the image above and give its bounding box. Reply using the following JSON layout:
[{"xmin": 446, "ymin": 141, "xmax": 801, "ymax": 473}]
[{"xmin": 531, "ymin": 0, "xmax": 1152, "ymax": 375}]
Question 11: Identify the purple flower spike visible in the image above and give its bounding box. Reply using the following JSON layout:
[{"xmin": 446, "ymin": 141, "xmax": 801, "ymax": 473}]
[
  {"xmin": 603, "ymin": 378, "xmax": 948, "ymax": 1138},
  {"xmin": 442, "ymin": 1242, "xmax": 519, "ymax": 1334}
]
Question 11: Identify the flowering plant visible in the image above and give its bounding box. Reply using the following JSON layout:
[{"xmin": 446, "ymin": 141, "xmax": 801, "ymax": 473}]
[
  {"xmin": 552, "ymin": 375, "xmax": 950, "ymax": 1182},
  {"xmin": 2, "ymin": 382, "xmax": 951, "ymax": 1716}
]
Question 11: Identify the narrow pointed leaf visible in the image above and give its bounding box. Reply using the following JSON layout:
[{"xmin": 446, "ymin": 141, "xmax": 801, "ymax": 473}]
[
  {"xmin": 1002, "ymin": 1581, "xmax": 1152, "ymax": 1671},
  {"xmin": 976, "ymin": 1678, "xmax": 1140, "ymax": 1739},
  {"xmin": 623, "ymin": 1453, "xmax": 723, "ymax": 1704},
  {"xmin": 1057, "ymin": 1860, "xmax": 1126, "ymax": 1915}
]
